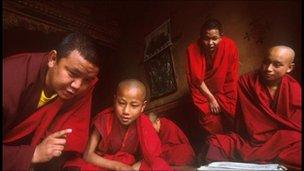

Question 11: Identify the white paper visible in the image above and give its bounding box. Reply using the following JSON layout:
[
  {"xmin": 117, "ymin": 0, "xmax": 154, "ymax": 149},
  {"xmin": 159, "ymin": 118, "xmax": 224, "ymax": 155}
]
[{"xmin": 197, "ymin": 162, "xmax": 288, "ymax": 170}]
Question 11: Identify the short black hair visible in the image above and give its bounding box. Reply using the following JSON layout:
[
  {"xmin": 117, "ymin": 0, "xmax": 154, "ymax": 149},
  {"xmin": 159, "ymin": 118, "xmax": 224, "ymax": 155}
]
[
  {"xmin": 55, "ymin": 33, "xmax": 101, "ymax": 67},
  {"xmin": 200, "ymin": 18, "xmax": 223, "ymax": 38}
]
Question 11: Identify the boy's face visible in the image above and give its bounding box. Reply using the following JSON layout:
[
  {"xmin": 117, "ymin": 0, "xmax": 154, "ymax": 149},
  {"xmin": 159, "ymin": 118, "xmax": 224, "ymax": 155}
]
[
  {"xmin": 201, "ymin": 29, "xmax": 222, "ymax": 54},
  {"xmin": 114, "ymin": 86, "xmax": 147, "ymax": 126},
  {"xmin": 261, "ymin": 47, "xmax": 293, "ymax": 82}
]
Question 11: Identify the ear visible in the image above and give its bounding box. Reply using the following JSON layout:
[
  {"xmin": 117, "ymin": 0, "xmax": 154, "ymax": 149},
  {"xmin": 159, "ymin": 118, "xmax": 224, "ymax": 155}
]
[
  {"xmin": 48, "ymin": 50, "xmax": 57, "ymax": 68},
  {"xmin": 140, "ymin": 100, "xmax": 148, "ymax": 113},
  {"xmin": 286, "ymin": 63, "xmax": 295, "ymax": 73}
]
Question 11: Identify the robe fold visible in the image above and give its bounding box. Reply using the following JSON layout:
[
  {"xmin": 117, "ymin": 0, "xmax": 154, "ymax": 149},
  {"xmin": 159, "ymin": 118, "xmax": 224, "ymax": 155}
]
[
  {"xmin": 158, "ymin": 118, "xmax": 195, "ymax": 166},
  {"xmin": 186, "ymin": 37, "xmax": 239, "ymax": 134},
  {"xmin": 64, "ymin": 108, "xmax": 172, "ymax": 171},
  {"xmin": 206, "ymin": 71, "xmax": 301, "ymax": 170},
  {"xmin": 3, "ymin": 52, "xmax": 96, "ymax": 171}
]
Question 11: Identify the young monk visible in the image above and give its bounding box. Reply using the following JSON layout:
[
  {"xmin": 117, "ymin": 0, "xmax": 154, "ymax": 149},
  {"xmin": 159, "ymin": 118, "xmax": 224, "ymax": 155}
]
[
  {"xmin": 64, "ymin": 79, "xmax": 172, "ymax": 171},
  {"xmin": 205, "ymin": 45, "xmax": 301, "ymax": 170},
  {"xmin": 186, "ymin": 18, "xmax": 239, "ymax": 134},
  {"xmin": 148, "ymin": 112, "xmax": 196, "ymax": 169}
]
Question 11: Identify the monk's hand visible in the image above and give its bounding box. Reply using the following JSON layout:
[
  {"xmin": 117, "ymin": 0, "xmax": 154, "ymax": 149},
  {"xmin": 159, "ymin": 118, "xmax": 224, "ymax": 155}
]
[
  {"xmin": 208, "ymin": 96, "xmax": 221, "ymax": 114},
  {"xmin": 31, "ymin": 128, "xmax": 72, "ymax": 163},
  {"xmin": 132, "ymin": 161, "xmax": 141, "ymax": 170},
  {"xmin": 114, "ymin": 162, "xmax": 135, "ymax": 171}
]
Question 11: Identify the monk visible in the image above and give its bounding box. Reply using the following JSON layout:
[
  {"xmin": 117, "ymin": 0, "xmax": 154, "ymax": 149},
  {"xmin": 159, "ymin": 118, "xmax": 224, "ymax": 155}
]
[
  {"xmin": 3, "ymin": 33, "xmax": 100, "ymax": 171},
  {"xmin": 64, "ymin": 79, "xmax": 172, "ymax": 171},
  {"xmin": 148, "ymin": 112, "xmax": 196, "ymax": 169},
  {"xmin": 186, "ymin": 18, "xmax": 239, "ymax": 134},
  {"xmin": 206, "ymin": 45, "xmax": 301, "ymax": 170}
]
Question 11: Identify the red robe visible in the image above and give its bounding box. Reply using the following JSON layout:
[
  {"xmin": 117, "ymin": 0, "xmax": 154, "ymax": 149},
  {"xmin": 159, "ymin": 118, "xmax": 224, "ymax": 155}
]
[
  {"xmin": 158, "ymin": 118, "xmax": 196, "ymax": 166},
  {"xmin": 64, "ymin": 108, "xmax": 173, "ymax": 171},
  {"xmin": 206, "ymin": 71, "xmax": 301, "ymax": 170},
  {"xmin": 3, "ymin": 53, "xmax": 96, "ymax": 171},
  {"xmin": 186, "ymin": 36, "xmax": 239, "ymax": 134}
]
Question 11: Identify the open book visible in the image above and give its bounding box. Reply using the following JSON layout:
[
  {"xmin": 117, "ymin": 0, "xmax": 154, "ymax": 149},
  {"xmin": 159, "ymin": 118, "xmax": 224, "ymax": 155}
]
[{"xmin": 197, "ymin": 162, "xmax": 288, "ymax": 170}]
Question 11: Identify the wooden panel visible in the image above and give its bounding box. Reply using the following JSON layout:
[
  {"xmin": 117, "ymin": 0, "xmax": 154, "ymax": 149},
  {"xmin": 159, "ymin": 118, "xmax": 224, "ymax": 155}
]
[{"xmin": 3, "ymin": 0, "xmax": 120, "ymax": 49}]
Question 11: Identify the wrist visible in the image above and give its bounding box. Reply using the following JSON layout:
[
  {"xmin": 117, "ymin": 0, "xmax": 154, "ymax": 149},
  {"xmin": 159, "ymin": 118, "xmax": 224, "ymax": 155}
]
[{"xmin": 207, "ymin": 94, "xmax": 215, "ymax": 101}]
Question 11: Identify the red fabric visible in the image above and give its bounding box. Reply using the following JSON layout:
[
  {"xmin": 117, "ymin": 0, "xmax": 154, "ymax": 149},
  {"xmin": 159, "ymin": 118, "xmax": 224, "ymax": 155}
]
[
  {"xmin": 3, "ymin": 53, "xmax": 54, "ymax": 171},
  {"xmin": 137, "ymin": 115, "xmax": 173, "ymax": 171},
  {"xmin": 64, "ymin": 108, "xmax": 172, "ymax": 171},
  {"xmin": 4, "ymin": 53, "xmax": 49, "ymax": 133},
  {"xmin": 94, "ymin": 108, "xmax": 138, "ymax": 157},
  {"xmin": 3, "ymin": 52, "xmax": 97, "ymax": 171},
  {"xmin": 158, "ymin": 118, "xmax": 195, "ymax": 166},
  {"xmin": 3, "ymin": 83, "xmax": 96, "ymax": 154},
  {"xmin": 206, "ymin": 71, "xmax": 301, "ymax": 170},
  {"xmin": 186, "ymin": 37, "xmax": 239, "ymax": 133}
]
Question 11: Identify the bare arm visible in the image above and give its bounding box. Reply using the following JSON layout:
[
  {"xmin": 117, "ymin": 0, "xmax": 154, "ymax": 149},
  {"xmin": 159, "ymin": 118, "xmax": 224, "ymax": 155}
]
[
  {"xmin": 83, "ymin": 128, "xmax": 134, "ymax": 171},
  {"xmin": 200, "ymin": 81, "xmax": 221, "ymax": 114}
]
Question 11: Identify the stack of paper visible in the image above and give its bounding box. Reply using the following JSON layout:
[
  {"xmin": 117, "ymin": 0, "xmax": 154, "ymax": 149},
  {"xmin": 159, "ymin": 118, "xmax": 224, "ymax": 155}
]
[{"xmin": 197, "ymin": 162, "xmax": 288, "ymax": 170}]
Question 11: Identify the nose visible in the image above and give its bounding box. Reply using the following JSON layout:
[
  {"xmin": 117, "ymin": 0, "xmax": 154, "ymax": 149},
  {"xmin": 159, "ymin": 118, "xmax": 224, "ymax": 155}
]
[
  {"xmin": 122, "ymin": 105, "xmax": 130, "ymax": 115},
  {"xmin": 71, "ymin": 78, "xmax": 82, "ymax": 90},
  {"xmin": 209, "ymin": 40, "xmax": 215, "ymax": 46},
  {"xmin": 266, "ymin": 64, "xmax": 273, "ymax": 72}
]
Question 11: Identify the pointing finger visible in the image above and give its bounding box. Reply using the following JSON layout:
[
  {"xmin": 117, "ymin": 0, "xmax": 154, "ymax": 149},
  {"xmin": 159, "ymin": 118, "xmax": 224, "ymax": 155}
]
[{"xmin": 49, "ymin": 129, "xmax": 72, "ymax": 138}]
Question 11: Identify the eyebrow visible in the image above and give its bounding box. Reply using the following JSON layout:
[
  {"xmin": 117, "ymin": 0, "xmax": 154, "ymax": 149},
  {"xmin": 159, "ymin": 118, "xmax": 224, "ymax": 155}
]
[
  {"xmin": 67, "ymin": 66, "xmax": 82, "ymax": 75},
  {"xmin": 131, "ymin": 101, "xmax": 141, "ymax": 104},
  {"xmin": 204, "ymin": 35, "xmax": 219, "ymax": 39},
  {"xmin": 67, "ymin": 67, "xmax": 96, "ymax": 80},
  {"xmin": 270, "ymin": 59, "xmax": 283, "ymax": 63},
  {"xmin": 117, "ymin": 97, "xmax": 142, "ymax": 104}
]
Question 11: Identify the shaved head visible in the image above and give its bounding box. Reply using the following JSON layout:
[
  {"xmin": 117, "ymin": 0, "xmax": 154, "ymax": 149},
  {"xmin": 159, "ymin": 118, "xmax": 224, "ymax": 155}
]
[
  {"xmin": 268, "ymin": 45, "xmax": 295, "ymax": 64},
  {"xmin": 116, "ymin": 79, "xmax": 147, "ymax": 101},
  {"xmin": 261, "ymin": 45, "xmax": 295, "ymax": 84},
  {"xmin": 114, "ymin": 79, "xmax": 147, "ymax": 126}
]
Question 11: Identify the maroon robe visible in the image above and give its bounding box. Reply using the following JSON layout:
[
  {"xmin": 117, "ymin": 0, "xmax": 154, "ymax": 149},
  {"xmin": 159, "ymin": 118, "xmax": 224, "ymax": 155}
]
[
  {"xmin": 158, "ymin": 118, "xmax": 196, "ymax": 166},
  {"xmin": 186, "ymin": 36, "xmax": 239, "ymax": 134},
  {"xmin": 206, "ymin": 71, "xmax": 301, "ymax": 170},
  {"xmin": 3, "ymin": 53, "xmax": 96, "ymax": 171},
  {"xmin": 64, "ymin": 108, "xmax": 173, "ymax": 171}
]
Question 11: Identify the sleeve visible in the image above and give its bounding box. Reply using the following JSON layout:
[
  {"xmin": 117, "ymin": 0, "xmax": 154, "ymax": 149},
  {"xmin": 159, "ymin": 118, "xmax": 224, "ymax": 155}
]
[
  {"xmin": 217, "ymin": 42, "xmax": 239, "ymax": 117},
  {"xmin": 289, "ymin": 81, "xmax": 301, "ymax": 130},
  {"xmin": 224, "ymin": 42, "xmax": 239, "ymax": 99},
  {"xmin": 186, "ymin": 44, "xmax": 204, "ymax": 88},
  {"xmin": 3, "ymin": 54, "xmax": 36, "ymax": 171},
  {"xmin": 3, "ymin": 145, "xmax": 36, "ymax": 171},
  {"xmin": 3, "ymin": 53, "xmax": 44, "ymax": 129},
  {"xmin": 3, "ymin": 54, "xmax": 30, "ymax": 121}
]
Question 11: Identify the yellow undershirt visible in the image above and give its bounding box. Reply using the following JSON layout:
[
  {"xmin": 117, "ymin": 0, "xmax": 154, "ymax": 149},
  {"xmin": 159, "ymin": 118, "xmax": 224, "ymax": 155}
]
[{"xmin": 37, "ymin": 90, "xmax": 58, "ymax": 108}]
